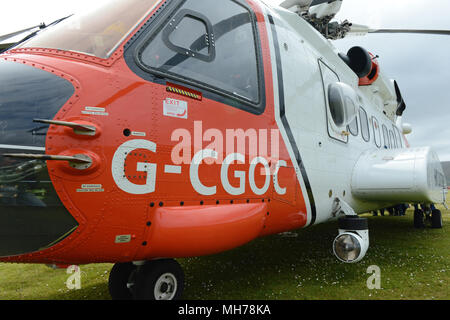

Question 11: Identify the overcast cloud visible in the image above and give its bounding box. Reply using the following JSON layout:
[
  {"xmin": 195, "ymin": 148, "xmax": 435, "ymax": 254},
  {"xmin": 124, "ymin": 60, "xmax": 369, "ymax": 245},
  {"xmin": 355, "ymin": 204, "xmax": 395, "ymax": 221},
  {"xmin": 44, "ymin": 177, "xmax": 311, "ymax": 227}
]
[
  {"xmin": 269, "ymin": 0, "xmax": 450, "ymax": 161},
  {"xmin": 334, "ymin": 0, "xmax": 450, "ymax": 161},
  {"xmin": 1, "ymin": 0, "xmax": 449, "ymax": 160}
]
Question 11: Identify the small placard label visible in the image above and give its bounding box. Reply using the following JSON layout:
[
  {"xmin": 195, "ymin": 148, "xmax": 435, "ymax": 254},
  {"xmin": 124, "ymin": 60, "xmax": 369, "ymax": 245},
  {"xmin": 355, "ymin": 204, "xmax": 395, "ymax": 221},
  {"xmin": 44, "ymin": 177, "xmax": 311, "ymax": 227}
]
[
  {"xmin": 76, "ymin": 184, "xmax": 104, "ymax": 193},
  {"xmin": 163, "ymin": 98, "xmax": 188, "ymax": 119},
  {"xmin": 115, "ymin": 235, "xmax": 132, "ymax": 244},
  {"xmin": 82, "ymin": 106, "xmax": 109, "ymax": 116},
  {"xmin": 131, "ymin": 131, "xmax": 146, "ymax": 137}
]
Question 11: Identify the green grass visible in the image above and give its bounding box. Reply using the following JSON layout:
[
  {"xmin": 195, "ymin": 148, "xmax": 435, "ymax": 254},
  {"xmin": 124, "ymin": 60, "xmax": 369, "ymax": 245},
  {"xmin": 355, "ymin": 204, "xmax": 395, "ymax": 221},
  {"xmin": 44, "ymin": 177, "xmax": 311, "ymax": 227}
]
[{"xmin": 0, "ymin": 203, "xmax": 449, "ymax": 300}]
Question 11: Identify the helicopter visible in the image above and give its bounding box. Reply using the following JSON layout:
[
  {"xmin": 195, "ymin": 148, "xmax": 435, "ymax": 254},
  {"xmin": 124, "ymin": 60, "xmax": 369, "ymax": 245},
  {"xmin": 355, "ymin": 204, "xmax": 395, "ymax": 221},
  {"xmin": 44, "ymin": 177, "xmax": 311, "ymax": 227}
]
[{"xmin": 0, "ymin": 0, "xmax": 448, "ymax": 300}]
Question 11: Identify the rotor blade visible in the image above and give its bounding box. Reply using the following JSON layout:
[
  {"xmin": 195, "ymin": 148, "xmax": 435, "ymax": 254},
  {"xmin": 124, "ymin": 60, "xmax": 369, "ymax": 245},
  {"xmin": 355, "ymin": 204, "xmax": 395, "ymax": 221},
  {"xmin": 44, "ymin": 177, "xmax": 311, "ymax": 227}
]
[
  {"xmin": 310, "ymin": 0, "xmax": 337, "ymax": 6},
  {"xmin": 280, "ymin": 0, "xmax": 313, "ymax": 9},
  {"xmin": 0, "ymin": 25, "xmax": 42, "ymax": 42},
  {"xmin": 280, "ymin": 0, "xmax": 339, "ymax": 10},
  {"xmin": 369, "ymin": 28, "xmax": 450, "ymax": 36},
  {"xmin": 347, "ymin": 24, "xmax": 450, "ymax": 38}
]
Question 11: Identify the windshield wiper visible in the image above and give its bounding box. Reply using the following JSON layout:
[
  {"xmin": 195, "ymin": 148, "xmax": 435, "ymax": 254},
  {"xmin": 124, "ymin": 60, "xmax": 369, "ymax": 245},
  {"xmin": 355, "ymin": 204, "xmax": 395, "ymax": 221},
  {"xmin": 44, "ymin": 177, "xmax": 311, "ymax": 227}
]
[{"xmin": 5, "ymin": 14, "xmax": 73, "ymax": 50}]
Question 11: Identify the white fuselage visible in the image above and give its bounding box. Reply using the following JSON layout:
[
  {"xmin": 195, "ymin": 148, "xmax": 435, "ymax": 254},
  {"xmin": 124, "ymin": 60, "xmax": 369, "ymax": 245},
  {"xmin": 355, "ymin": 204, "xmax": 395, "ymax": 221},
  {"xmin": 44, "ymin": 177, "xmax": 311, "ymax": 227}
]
[{"xmin": 260, "ymin": 1, "xmax": 445, "ymax": 225}]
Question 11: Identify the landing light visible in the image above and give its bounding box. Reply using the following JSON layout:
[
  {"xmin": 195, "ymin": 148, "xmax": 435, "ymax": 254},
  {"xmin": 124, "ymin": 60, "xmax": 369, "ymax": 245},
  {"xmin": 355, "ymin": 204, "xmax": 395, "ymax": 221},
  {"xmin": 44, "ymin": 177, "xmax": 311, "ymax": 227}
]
[{"xmin": 333, "ymin": 231, "xmax": 368, "ymax": 263}]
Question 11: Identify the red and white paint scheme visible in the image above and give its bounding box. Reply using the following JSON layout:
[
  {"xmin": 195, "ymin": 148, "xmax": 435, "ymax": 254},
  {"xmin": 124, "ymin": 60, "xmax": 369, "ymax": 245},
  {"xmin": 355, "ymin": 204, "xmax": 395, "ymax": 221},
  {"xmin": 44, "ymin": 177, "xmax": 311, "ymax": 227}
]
[{"xmin": 0, "ymin": 0, "xmax": 447, "ymax": 300}]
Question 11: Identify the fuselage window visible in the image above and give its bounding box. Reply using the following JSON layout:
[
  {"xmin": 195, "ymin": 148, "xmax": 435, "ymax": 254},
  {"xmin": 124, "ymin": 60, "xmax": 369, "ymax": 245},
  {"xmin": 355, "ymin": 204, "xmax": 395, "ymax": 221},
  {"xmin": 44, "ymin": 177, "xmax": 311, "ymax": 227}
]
[
  {"xmin": 389, "ymin": 130, "xmax": 397, "ymax": 148},
  {"xmin": 393, "ymin": 125, "xmax": 403, "ymax": 148},
  {"xmin": 138, "ymin": 0, "xmax": 261, "ymax": 106},
  {"xmin": 382, "ymin": 124, "xmax": 389, "ymax": 149},
  {"xmin": 372, "ymin": 117, "xmax": 381, "ymax": 148},
  {"xmin": 348, "ymin": 116, "xmax": 358, "ymax": 136},
  {"xmin": 359, "ymin": 107, "xmax": 370, "ymax": 142}
]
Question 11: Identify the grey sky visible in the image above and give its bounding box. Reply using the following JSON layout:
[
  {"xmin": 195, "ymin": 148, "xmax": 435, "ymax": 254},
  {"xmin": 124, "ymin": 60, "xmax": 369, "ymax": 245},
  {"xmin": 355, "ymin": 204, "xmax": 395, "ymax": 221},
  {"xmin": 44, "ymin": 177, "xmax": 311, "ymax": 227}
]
[
  {"xmin": 269, "ymin": 0, "xmax": 450, "ymax": 161},
  {"xmin": 333, "ymin": 0, "xmax": 450, "ymax": 161},
  {"xmin": 1, "ymin": 0, "xmax": 449, "ymax": 160}
]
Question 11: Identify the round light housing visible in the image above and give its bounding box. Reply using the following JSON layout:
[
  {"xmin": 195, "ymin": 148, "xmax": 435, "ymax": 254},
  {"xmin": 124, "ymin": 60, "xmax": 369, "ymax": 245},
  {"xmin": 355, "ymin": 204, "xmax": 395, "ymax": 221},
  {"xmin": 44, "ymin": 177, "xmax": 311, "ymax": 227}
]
[
  {"xmin": 328, "ymin": 82, "xmax": 358, "ymax": 128},
  {"xmin": 333, "ymin": 232, "xmax": 364, "ymax": 263}
]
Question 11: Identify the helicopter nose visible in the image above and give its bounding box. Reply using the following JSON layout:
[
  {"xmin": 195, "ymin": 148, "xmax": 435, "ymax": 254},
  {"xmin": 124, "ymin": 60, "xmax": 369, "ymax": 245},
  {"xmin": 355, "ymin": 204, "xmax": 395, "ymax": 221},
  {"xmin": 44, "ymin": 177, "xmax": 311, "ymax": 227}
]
[{"xmin": 0, "ymin": 59, "xmax": 79, "ymax": 258}]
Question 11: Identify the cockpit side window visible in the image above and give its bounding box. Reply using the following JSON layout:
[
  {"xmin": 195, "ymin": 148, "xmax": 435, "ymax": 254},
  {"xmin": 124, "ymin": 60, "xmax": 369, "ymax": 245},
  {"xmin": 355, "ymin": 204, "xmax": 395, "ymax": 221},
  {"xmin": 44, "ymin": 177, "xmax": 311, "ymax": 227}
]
[
  {"xmin": 393, "ymin": 125, "xmax": 403, "ymax": 148},
  {"xmin": 359, "ymin": 107, "xmax": 370, "ymax": 142},
  {"xmin": 348, "ymin": 116, "xmax": 358, "ymax": 136},
  {"xmin": 372, "ymin": 117, "xmax": 381, "ymax": 148},
  {"xmin": 137, "ymin": 0, "xmax": 262, "ymax": 109},
  {"xmin": 389, "ymin": 130, "xmax": 397, "ymax": 148},
  {"xmin": 382, "ymin": 124, "xmax": 389, "ymax": 149}
]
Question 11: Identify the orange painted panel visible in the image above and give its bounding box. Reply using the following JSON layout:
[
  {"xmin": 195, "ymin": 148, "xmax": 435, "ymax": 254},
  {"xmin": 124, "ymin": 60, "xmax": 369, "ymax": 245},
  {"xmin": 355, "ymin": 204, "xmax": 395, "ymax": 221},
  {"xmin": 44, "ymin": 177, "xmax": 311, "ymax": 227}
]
[{"xmin": 139, "ymin": 203, "xmax": 267, "ymax": 258}]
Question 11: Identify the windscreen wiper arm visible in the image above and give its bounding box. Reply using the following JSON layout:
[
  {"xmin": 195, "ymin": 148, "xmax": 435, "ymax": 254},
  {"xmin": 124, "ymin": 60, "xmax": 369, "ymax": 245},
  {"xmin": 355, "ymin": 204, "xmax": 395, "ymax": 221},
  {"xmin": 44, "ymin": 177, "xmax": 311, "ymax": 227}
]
[{"xmin": 6, "ymin": 14, "xmax": 73, "ymax": 50}]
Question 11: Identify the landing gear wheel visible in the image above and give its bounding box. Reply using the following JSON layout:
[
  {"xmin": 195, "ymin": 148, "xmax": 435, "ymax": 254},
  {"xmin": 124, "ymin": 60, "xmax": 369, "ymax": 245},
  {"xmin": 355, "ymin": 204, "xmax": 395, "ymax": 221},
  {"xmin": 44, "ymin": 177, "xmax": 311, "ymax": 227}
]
[
  {"xmin": 134, "ymin": 259, "xmax": 184, "ymax": 300},
  {"xmin": 414, "ymin": 209, "xmax": 425, "ymax": 229},
  {"xmin": 108, "ymin": 262, "xmax": 137, "ymax": 300},
  {"xmin": 431, "ymin": 209, "xmax": 443, "ymax": 229}
]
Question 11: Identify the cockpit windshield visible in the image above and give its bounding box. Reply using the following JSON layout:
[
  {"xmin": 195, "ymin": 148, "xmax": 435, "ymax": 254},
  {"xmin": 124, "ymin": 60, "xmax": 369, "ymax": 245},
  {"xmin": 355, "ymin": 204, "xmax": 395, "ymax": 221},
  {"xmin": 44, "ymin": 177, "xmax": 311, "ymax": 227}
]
[{"xmin": 18, "ymin": 0, "xmax": 162, "ymax": 59}]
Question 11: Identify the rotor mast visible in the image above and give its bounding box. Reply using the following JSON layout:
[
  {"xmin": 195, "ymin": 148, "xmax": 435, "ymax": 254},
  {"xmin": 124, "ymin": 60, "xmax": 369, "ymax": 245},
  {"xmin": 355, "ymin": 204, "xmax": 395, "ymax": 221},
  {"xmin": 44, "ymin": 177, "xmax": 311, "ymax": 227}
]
[
  {"xmin": 280, "ymin": 0, "xmax": 350, "ymax": 40},
  {"xmin": 280, "ymin": 0, "xmax": 450, "ymax": 40}
]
